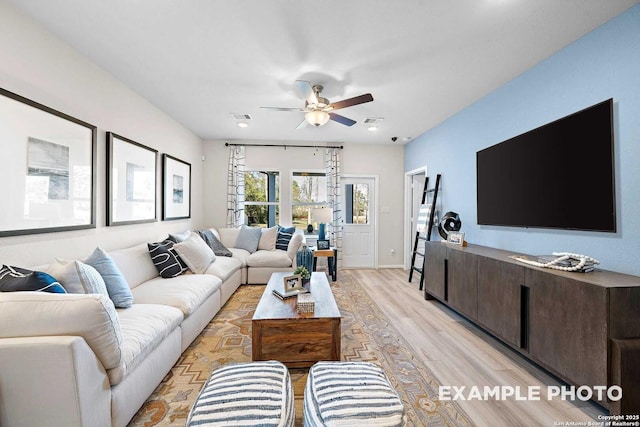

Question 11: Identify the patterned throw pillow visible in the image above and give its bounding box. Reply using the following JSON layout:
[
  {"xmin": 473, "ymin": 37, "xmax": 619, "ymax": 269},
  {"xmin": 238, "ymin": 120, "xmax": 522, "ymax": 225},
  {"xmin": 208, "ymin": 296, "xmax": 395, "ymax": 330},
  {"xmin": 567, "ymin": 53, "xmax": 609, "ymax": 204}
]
[
  {"xmin": 235, "ymin": 225, "xmax": 262, "ymax": 254},
  {"xmin": 276, "ymin": 226, "xmax": 296, "ymax": 251},
  {"xmin": 0, "ymin": 265, "xmax": 67, "ymax": 293},
  {"xmin": 148, "ymin": 240, "xmax": 188, "ymax": 278},
  {"xmin": 85, "ymin": 247, "xmax": 134, "ymax": 308}
]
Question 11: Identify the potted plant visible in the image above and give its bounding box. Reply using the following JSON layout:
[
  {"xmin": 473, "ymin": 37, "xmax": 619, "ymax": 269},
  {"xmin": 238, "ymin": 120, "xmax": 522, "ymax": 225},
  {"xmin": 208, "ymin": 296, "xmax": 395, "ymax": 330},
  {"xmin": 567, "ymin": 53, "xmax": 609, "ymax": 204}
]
[{"xmin": 294, "ymin": 265, "xmax": 311, "ymax": 287}]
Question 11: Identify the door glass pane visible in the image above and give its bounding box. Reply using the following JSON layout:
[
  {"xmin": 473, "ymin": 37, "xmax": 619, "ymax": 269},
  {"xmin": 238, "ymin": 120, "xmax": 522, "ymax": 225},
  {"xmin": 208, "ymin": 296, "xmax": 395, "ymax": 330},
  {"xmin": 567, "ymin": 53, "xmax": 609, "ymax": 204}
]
[{"xmin": 345, "ymin": 183, "xmax": 369, "ymax": 224}]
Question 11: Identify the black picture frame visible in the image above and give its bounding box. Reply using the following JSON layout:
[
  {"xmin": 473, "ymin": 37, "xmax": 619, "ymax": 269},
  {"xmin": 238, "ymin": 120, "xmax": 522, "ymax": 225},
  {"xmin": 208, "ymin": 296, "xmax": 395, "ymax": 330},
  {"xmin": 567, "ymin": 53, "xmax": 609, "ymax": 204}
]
[
  {"xmin": 162, "ymin": 153, "xmax": 191, "ymax": 220},
  {"xmin": 0, "ymin": 87, "xmax": 96, "ymax": 237},
  {"xmin": 106, "ymin": 132, "xmax": 158, "ymax": 226},
  {"xmin": 317, "ymin": 239, "xmax": 330, "ymax": 250}
]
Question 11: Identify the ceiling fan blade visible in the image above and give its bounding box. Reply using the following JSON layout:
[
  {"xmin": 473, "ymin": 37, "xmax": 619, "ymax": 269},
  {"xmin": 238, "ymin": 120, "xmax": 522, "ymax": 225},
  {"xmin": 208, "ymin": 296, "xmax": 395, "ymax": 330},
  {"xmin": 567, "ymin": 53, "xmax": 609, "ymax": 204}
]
[
  {"xmin": 329, "ymin": 112, "xmax": 356, "ymax": 126},
  {"xmin": 260, "ymin": 106, "xmax": 305, "ymax": 111},
  {"xmin": 328, "ymin": 93, "xmax": 374, "ymax": 111},
  {"xmin": 295, "ymin": 80, "xmax": 318, "ymax": 105},
  {"xmin": 296, "ymin": 119, "xmax": 309, "ymax": 130}
]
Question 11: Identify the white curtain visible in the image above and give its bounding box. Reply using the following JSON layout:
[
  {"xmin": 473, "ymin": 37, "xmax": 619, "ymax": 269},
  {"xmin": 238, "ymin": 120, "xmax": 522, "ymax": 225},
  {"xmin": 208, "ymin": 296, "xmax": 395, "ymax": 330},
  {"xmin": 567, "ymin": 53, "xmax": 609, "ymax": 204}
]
[
  {"xmin": 227, "ymin": 145, "xmax": 245, "ymax": 227},
  {"xmin": 325, "ymin": 148, "xmax": 342, "ymax": 256}
]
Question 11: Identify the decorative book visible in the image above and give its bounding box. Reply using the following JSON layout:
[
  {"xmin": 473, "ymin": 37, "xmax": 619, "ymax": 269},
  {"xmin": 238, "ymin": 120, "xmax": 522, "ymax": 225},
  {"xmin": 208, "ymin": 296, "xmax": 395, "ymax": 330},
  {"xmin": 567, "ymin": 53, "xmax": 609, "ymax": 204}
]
[{"xmin": 273, "ymin": 287, "xmax": 309, "ymax": 300}]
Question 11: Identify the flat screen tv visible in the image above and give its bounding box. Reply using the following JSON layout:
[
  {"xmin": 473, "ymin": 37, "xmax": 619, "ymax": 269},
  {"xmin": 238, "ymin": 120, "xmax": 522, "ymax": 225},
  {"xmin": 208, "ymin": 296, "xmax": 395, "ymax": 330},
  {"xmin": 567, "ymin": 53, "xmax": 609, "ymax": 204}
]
[{"xmin": 476, "ymin": 98, "xmax": 615, "ymax": 232}]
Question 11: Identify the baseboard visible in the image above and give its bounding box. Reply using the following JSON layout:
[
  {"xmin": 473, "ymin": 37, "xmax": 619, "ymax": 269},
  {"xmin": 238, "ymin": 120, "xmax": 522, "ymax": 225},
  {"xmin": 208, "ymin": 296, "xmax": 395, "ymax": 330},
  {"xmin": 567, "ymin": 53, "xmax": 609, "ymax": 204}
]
[{"xmin": 377, "ymin": 264, "xmax": 405, "ymax": 269}]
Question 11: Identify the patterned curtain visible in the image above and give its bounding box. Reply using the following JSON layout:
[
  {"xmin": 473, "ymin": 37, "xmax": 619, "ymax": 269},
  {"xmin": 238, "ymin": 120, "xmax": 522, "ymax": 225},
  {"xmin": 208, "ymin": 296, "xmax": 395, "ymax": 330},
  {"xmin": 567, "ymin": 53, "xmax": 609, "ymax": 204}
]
[
  {"xmin": 227, "ymin": 145, "xmax": 245, "ymax": 227},
  {"xmin": 325, "ymin": 148, "xmax": 342, "ymax": 256}
]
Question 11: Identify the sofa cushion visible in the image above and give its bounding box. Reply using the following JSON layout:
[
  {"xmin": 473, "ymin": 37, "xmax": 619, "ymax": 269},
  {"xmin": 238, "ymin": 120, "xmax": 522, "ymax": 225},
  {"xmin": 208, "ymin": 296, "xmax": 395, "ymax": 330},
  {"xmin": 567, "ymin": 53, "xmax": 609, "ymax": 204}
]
[
  {"xmin": 247, "ymin": 250, "xmax": 293, "ymax": 268},
  {"xmin": 130, "ymin": 274, "xmax": 222, "ymax": 316},
  {"xmin": 217, "ymin": 227, "xmax": 240, "ymax": 249},
  {"xmin": 0, "ymin": 265, "xmax": 66, "ymax": 293},
  {"xmin": 85, "ymin": 247, "xmax": 134, "ymax": 308},
  {"xmin": 45, "ymin": 259, "xmax": 110, "ymax": 298},
  {"xmin": 287, "ymin": 232, "xmax": 304, "ymax": 262},
  {"xmin": 276, "ymin": 226, "xmax": 295, "ymax": 251},
  {"xmin": 109, "ymin": 243, "xmax": 159, "ymax": 290},
  {"xmin": 0, "ymin": 292, "xmax": 123, "ymax": 371},
  {"xmin": 229, "ymin": 248, "xmax": 250, "ymax": 267},
  {"xmin": 196, "ymin": 229, "xmax": 232, "ymax": 257},
  {"xmin": 173, "ymin": 232, "xmax": 216, "ymax": 274},
  {"xmin": 204, "ymin": 256, "xmax": 242, "ymax": 282},
  {"xmin": 147, "ymin": 240, "xmax": 187, "ymax": 278},
  {"xmin": 258, "ymin": 226, "xmax": 278, "ymax": 251},
  {"xmin": 108, "ymin": 303, "xmax": 183, "ymax": 385},
  {"xmin": 235, "ymin": 225, "xmax": 262, "ymax": 253}
]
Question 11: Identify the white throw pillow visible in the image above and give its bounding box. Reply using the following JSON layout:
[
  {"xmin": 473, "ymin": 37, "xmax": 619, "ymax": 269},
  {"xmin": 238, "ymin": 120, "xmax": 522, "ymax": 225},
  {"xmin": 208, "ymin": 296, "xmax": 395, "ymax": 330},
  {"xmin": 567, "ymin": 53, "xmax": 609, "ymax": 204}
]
[
  {"xmin": 258, "ymin": 226, "xmax": 278, "ymax": 251},
  {"xmin": 173, "ymin": 232, "xmax": 216, "ymax": 274},
  {"xmin": 46, "ymin": 259, "xmax": 110, "ymax": 297}
]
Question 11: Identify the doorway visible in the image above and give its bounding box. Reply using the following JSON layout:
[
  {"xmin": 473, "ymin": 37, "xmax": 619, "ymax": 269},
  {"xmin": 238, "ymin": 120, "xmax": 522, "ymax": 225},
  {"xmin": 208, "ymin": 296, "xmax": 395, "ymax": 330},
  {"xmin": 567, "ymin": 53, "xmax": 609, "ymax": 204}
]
[
  {"xmin": 341, "ymin": 176, "xmax": 376, "ymax": 268},
  {"xmin": 404, "ymin": 168, "xmax": 426, "ymax": 269}
]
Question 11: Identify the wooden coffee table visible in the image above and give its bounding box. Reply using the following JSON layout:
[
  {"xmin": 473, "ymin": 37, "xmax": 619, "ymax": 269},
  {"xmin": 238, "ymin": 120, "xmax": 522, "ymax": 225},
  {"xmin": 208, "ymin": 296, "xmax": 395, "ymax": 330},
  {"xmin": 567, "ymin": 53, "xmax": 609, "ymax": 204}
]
[{"xmin": 252, "ymin": 272, "xmax": 341, "ymax": 368}]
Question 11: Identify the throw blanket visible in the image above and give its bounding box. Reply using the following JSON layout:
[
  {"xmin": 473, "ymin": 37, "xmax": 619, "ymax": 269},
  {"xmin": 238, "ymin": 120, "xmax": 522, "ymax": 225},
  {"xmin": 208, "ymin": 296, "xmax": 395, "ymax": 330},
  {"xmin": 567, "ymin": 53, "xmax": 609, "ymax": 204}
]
[{"xmin": 195, "ymin": 229, "xmax": 232, "ymax": 257}]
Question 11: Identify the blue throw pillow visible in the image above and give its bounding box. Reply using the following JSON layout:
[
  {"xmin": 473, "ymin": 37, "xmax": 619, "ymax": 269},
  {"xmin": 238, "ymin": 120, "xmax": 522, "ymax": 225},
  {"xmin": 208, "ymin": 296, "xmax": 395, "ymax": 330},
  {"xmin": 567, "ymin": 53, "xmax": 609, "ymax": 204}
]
[
  {"xmin": 84, "ymin": 247, "xmax": 133, "ymax": 308},
  {"xmin": 235, "ymin": 225, "xmax": 262, "ymax": 253},
  {"xmin": 276, "ymin": 226, "xmax": 296, "ymax": 251},
  {"xmin": 0, "ymin": 265, "xmax": 67, "ymax": 293}
]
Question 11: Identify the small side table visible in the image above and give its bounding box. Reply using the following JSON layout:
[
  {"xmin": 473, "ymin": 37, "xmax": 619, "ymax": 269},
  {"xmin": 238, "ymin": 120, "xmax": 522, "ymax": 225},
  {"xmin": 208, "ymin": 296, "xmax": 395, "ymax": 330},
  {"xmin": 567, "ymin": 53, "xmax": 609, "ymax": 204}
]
[{"xmin": 311, "ymin": 247, "xmax": 338, "ymax": 281}]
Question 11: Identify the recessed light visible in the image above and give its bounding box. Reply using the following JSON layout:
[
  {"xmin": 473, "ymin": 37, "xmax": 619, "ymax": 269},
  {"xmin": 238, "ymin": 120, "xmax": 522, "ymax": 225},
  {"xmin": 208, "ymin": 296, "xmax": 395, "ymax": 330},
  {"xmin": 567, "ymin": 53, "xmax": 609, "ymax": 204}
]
[
  {"xmin": 367, "ymin": 125, "xmax": 378, "ymax": 131},
  {"xmin": 237, "ymin": 122, "xmax": 249, "ymax": 128}
]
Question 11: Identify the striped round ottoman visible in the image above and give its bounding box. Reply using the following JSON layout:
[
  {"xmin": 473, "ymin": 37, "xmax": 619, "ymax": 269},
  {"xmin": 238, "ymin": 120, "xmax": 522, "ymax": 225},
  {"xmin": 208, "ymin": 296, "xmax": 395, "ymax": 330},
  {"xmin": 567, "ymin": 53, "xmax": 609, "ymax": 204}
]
[
  {"xmin": 303, "ymin": 361, "xmax": 406, "ymax": 426},
  {"xmin": 186, "ymin": 360, "xmax": 295, "ymax": 426}
]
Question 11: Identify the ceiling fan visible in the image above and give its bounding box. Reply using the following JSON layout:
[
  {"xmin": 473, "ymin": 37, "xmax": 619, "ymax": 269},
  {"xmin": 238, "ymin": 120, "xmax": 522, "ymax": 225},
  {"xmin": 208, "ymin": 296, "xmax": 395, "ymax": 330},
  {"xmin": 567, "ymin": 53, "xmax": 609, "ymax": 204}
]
[{"xmin": 261, "ymin": 80, "xmax": 374, "ymax": 129}]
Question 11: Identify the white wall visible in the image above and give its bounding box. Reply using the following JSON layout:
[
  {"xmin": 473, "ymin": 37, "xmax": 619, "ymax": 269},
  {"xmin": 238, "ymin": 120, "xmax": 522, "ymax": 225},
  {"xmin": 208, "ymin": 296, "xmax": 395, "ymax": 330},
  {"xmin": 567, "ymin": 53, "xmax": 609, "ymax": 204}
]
[
  {"xmin": 0, "ymin": 2, "xmax": 204, "ymax": 267},
  {"xmin": 203, "ymin": 141, "xmax": 405, "ymax": 267}
]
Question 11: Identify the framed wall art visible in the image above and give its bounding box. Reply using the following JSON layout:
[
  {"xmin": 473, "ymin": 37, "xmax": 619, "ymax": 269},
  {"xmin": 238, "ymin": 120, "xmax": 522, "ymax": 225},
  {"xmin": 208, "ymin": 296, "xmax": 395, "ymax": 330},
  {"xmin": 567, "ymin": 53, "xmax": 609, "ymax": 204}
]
[
  {"xmin": 107, "ymin": 132, "xmax": 157, "ymax": 226},
  {"xmin": 0, "ymin": 87, "xmax": 96, "ymax": 237},
  {"xmin": 162, "ymin": 154, "xmax": 191, "ymax": 220}
]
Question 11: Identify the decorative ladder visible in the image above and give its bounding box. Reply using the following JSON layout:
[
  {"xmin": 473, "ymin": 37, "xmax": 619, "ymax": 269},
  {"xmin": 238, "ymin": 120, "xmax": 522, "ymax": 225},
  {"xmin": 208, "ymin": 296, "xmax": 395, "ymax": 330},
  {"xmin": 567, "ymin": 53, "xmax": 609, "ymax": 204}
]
[{"xmin": 408, "ymin": 174, "xmax": 441, "ymax": 290}]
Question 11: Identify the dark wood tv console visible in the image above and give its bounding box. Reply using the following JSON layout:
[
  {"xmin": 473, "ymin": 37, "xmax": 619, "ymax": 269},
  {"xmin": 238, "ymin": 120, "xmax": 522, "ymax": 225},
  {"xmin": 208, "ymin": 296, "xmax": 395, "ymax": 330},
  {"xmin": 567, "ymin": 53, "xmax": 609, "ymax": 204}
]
[{"xmin": 424, "ymin": 241, "xmax": 640, "ymax": 414}]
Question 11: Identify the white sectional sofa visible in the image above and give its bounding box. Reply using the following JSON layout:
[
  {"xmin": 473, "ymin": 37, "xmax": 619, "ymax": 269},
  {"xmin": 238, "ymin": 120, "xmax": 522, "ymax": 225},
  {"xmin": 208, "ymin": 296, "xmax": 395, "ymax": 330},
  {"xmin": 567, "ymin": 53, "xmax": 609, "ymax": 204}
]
[{"xmin": 0, "ymin": 226, "xmax": 303, "ymax": 427}]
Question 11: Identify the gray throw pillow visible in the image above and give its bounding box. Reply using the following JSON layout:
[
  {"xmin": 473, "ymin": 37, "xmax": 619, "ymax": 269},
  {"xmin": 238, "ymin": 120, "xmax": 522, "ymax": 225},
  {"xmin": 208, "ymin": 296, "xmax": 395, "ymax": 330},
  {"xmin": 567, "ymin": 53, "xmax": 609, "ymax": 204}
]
[
  {"xmin": 173, "ymin": 232, "xmax": 216, "ymax": 274},
  {"xmin": 235, "ymin": 225, "xmax": 262, "ymax": 253}
]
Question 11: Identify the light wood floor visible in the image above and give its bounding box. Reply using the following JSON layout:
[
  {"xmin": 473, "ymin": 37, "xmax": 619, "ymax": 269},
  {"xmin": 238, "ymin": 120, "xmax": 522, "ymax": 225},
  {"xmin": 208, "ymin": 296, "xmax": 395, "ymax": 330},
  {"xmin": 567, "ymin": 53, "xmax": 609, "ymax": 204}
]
[{"xmin": 349, "ymin": 268, "xmax": 606, "ymax": 427}]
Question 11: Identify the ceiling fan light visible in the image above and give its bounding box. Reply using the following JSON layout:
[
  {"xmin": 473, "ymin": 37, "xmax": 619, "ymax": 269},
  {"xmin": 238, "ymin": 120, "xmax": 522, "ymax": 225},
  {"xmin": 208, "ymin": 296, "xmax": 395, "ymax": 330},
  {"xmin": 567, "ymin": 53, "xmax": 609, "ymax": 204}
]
[{"xmin": 305, "ymin": 110, "xmax": 330, "ymax": 127}]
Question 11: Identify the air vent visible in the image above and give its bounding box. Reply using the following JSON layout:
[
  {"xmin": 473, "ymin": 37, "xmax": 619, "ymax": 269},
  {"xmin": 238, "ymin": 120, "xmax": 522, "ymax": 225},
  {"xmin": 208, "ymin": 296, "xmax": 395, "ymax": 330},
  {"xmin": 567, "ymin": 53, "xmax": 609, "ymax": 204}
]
[
  {"xmin": 364, "ymin": 117, "xmax": 383, "ymax": 124},
  {"xmin": 231, "ymin": 113, "xmax": 252, "ymax": 120}
]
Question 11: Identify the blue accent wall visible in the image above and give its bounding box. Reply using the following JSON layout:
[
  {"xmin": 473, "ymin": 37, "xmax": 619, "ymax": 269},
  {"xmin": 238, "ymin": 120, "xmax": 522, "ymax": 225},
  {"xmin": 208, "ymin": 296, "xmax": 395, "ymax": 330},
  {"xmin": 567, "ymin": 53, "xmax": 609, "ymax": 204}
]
[{"xmin": 405, "ymin": 5, "xmax": 640, "ymax": 276}]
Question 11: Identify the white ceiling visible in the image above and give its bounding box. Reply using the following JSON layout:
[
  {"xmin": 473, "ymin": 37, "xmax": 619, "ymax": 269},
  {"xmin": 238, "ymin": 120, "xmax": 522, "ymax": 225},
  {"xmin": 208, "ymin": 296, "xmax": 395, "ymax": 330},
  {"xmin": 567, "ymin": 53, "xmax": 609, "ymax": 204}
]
[{"xmin": 7, "ymin": 0, "xmax": 638, "ymax": 145}]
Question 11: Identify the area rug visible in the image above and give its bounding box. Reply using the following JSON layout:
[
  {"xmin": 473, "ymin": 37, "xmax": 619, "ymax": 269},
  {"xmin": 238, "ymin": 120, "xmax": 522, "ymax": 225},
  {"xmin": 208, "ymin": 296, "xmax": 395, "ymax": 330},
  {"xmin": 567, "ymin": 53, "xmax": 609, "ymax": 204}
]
[{"xmin": 128, "ymin": 271, "xmax": 473, "ymax": 426}]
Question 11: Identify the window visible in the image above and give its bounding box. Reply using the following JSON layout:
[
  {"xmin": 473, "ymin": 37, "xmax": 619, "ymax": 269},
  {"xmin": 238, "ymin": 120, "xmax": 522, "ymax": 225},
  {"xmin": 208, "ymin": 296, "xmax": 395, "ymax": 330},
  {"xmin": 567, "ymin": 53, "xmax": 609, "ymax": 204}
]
[
  {"xmin": 345, "ymin": 183, "xmax": 370, "ymax": 224},
  {"xmin": 291, "ymin": 171, "xmax": 328, "ymax": 229},
  {"xmin": 244, "ymin": 170, "xmax": 279, "ymax": 227}
]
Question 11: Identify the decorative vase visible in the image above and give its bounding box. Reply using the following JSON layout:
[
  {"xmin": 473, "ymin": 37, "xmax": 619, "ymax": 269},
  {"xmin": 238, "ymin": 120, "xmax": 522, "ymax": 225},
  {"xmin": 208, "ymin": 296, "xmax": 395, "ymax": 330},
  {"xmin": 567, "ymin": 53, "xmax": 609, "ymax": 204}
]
[
  {"xmin": 307, "ymin": 224, "xmax": 314, "ymax": 233},
  {"xmin": 296, "ymin": 245, "xmax": 314, "ymax": 274},
  {"xmin": 318, "ymin": 223, "xmax": 326, "ymax": 240}
]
